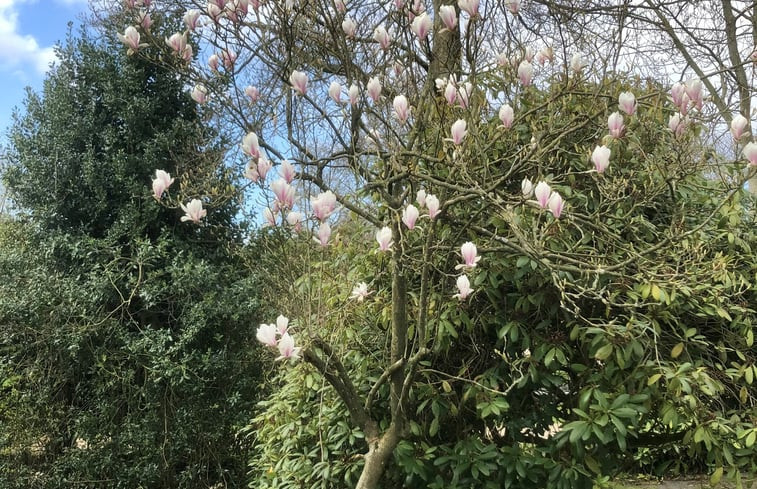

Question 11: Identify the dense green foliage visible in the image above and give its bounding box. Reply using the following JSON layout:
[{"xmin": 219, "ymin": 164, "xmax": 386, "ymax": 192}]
[
  {"xmin": 0, "ymin": 27, "xmax": 264, "ymax": 488},
  {"xmin": 248, "ymin": 78, "xmax": 756, "ymax": 488}
]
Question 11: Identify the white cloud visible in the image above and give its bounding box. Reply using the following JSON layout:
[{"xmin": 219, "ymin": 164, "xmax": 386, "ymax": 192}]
[{"xmin": 0, "ymin": 0, "xmax": 60, "ymax": 75}]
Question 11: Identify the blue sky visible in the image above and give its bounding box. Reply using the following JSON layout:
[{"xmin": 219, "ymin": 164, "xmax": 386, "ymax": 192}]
[{"xmin": 0, "ymin": 0, "xmax": 88, "ymax": 136}]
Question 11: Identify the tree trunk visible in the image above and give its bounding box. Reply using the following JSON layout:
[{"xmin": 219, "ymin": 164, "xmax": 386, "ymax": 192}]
[{"xmin": 355, "ymin": 428, "xmax": 402, "ymax": 489}]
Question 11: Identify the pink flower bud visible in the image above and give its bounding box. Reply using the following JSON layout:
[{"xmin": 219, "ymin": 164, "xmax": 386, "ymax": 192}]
[
  {"xmin": 591, "ymin": 145, "xmax": 611, "ymax": 173},
  {"xmin": 668, "ymin": 113, "xmax": 686, "ymax": 137},
  {"xmin": 311, "ymin": 190, "xmax": 337, "ymax": 221},
  {"xmin": 499, "ymin": 104, "xmax": 514, "ymax": 128},
  {"xmin": 367, "ymin": 77, "xmax": 382, "ymax": 103},
  {"xmin": 457, "ymin": 0, "xmax": 479, "ymax": 16},
  {"xmin": 456, "ymin": 242, "xmax": 481, "ymax": 270},
  {"xmin": 685, "ymin": 78, "xmax": 703, "ymax": 110},
  {"xmin": 263, "ymin": 207, "xmax": 276, "ymax": 227},
  {"xmin": 517, "ymin": 60, "xmax": 533, "ymax": 86},
  {"xmin": 152, "ymin": 170, "xmax": 174, "ymax": 200},
  {"xmin": 245, "ymin": 85, "xmax": 260, "ymax": 103},
  {"xmin": 402, "ymin": 204, "xmax": 419, "ymax": 229},
  {"xmin": 671, "ymin": 82, "xmax": 685, "ymax": 107},
  {"xmin": 450, "ymin": 119, "xmax": 467, "ymax": 145},
  {"xmin": 165, "ymin": 32, "xmax": 187, "ymax": 54},
  {"xmin": 411, "ymin": 12, "xmax": 432, "ymax": 39},
  {"xmin": 454, "ymin": 275, "xmax": 473, "ymax": 300},
  {"xmin": 534, "ymin": 181, "xmax": 551, "ymax": 208},
  {"xmin": 416, "ymin": 189, "xmax": 427, "ymax": 207},
  {"xmin": 191, "ymin": 84, "xmax": 208, "ymax": 104},
  {"xmin": 439, "ymin": 5, "xmax": 457, "ymax": 30},
  {"xmin": 618, "ymin": 91, "xmax": 636, "ymax": 115},
  {"xmin": 608, "ymin": 112, "xmax": 624, "ymax": 138},
  {"xmin": 221, "ymin": 50, "xmax": 237, "ymax": 69},
  {"xmin": 313, "ymin": 222, "xmax": 331, "ymax": 246},
  {"xmin": 180, "ymin": 199, "xmax": 207, "ymax": 224},
  {"xmin": 276, "ymin": 333, "xmax": 301, "ymax": 360},
  {"xmin": 276, "ymin": 315, "xmax": 289, "ymax": 335},
  {"xmin": 743, "ymin": 142, "xmax": 757, "ymax": 166},
  {"xmin": 208, "ymin": 54, "xmax": 220, "ymax": 72},
  {"xmin": 457, "ymin": 82, "xmax": 472, "ymax": 109},
  {"xmin": 241, "ymin": 132, "xmax": 260, "ymax": 159},
  {"xmin": 521, "ymin": 177, "xmax": 533, "ymax": 198},
  {"xmin": 548, "ymin": 192, "xmax": 564, "ymax": 218},
  {"xmin": 373, "ymin": 25, "xmax": 391, "ymax": 50},
  {"xmin": 118, "ymin": 26, "xmax": 141, "ymax": 52},
  {"xmin": 426, "ymin": 194, "xmax": 440, "ymax": 219},
  {"xmin": 348, "ymin": 84, "xmax": 359, "ymax": 105},
  {"xmin": 256, "ymin": 323, "xmax": 278, "ymax": 347},
  {"xmin": 376, "ymin": 226, "xmax": 393, "ymax": 251},
  {"xmin": 138, "ymin": 10, "xmax": 152, "ymax": 31},
  {"xmin": 257, "ymin": 157, "xmax": 272, "ymax": 181},
  {"xmin": 184, "ymin": 9, "xmax": 201, "ymax": 30},
  {"xmin": 280, "ymin": 160, "xmax": 296, "ymax": 183},
  {"xmin": 342, "ymin": 16, "xmax": 357, "ymax": 38},
  {"xmin": 730, "ymin": 114, "xmax": 749, "ymax": 141},
  {"xmin": 393, "ymin": 95, "xmax": 410, "ymax": 124},
  {"xmin": 444, "ymin": 81, "xmax": 457, "ymax": 106},
  {"xmin": 290, "ymin": 70, "xmax": 308, "ymax": 96}
]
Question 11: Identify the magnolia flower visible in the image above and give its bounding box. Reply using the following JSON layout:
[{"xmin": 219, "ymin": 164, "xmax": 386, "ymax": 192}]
[
  {"xmin": 350, "ymin": 282, "xmax": 371, "ymax": 301},
  {"xmin": 592, "ymin": 145, "xmax": 611, "ymax": 173},
  {"xmin": 279, "ymin": 160, "xmax": 296, "ymax": 183},
  {"xmin": 450, "ymin": 119, "xmax": 467, "ymax": 145},
  {"xmin": 367, "ymin": 77, "xmax": 382, "ymax": 102},
  {"xmin": 241, "ymin": 132, "xmax": 261, "ymax": 159},
  {"xmin": 456, "ymin": 242, "xmax": 481, "ymax": 270},
  {"xmin": 410, "ymin": 12, "xmax": 432, "ymax": 40},
  {"xmin": 271, "ymin": 179, "xmax": 295, "ymax": 209},
  {"xmin": 137, "ymin": 10, "xmax": 152, "ymax": 31},
  {"xmin": 730, "ymin": 114, "xmax": 749, "ymax": 140},
  {"xmin": 534, "ymin": 181, "xmax": 551, "ymax": 208},
  {"xmin": 184, "ymin": 9, "xmax": 201, "ymax": 30},
  {"xmin": 208, "ymin": 54, "xmax": 220, "ymax": 71},
  {"xmin": 402, "ymin": 204, "xmax": 419, "ymax": 229},
  {"xmin": 608, "ymin": 112, "xmax": 624, "ymax": 138},
  {"xmin": 328, "ymin": 81, "xmax": 342, "ymax": 104},
  {"xmin": 275, "ymin": 315, "xmax": 289, "ymax": 335},
  {"xmin": 314, "ymin": 222, "xmax": 332, "ymax": 246},
  {"xmin": 311, "ymin": 190, "xmax": 337, "ymax": 221},
  {"xmin": 376, "ymin": 226, "xmax": 393, "ymax": 251},
  {"xmin": 118, "ymin": 26, "xmax": 141, "ymax": 52},
  {"xmin": 290, "ymin": 70, "xmax": 308, "ymax": 96},
  {"xmin": 342, "ymin": 16, "xmax": 357, "ymax": 37},
  {"xmin": 348, "ymin": 84, "xmax": 360, "ymax": 105},
  {"xmin": 416, "ymin": 189, "xmax": 427, "ymax": 208},
  {"xmin": 499, "ymin": 104, "xmax": 514, "ymax": 128},
  {"xmin": 257, "ymin": 157, "xmax": 272, "ymax": 181},
  {"xmin": 221, "ymin": 50, "xmax": 237, "ymax": 69},
  {"xmin": 191, "ymin": 84, "xmax": 208, "ymax": 104},
  {"xmin": 439, "ymin": 5, "xmax": 457, "ymax": 30},
  {"xmin": 685, "ymin": 78, "xmax": 703, "ymax": 109},
  {"xmin": 276, "ymin": 333, "xmax": 301, "ymax": 360},
  {"xmin": 523, "ymin": 46, "xmax": 534, "ymax": 63},
  {"xmin": 334, "ymin": 0, "xmax": 346, "ymax": 12},
  {"xmin": 207, "ymin": 2, "xmax": 224, "ymax": 22},
  {"xmin": 256, "ymin": 323, "xmax": 278, "ymax": 347},
  {"xmin": 393, "ymin": 95, "xmax": 410, "ymax": 124},
  {"xmin": 536, "ymin": 46, "xmax": 553, "ymax": 64},
  {"xmin": 506, "ymin": 0, "xmax": 521, "ymax": 14},
  {"xmin": 570, "ymin": 53, "xmax": 586, "ymax": 73},
  {"xmin": 444, "ymin": 81, "xmax": 457, "ymax": 106},
  {"xmin": 671, "ymin": 82, "xmax": 686, "ymax": 107},
  {"xmin": 744, "ymin": 142, "xmax": 757, "ymax": 166},
  {"xmin": 165, "ymin": 32, "xmax": 187, "ymax": 54},
  {"xmin": 548, "ymin": 192, "xmax": 564, "ymax": 218},
  {"xmin": 618, "ymin": 91, "xmax": 636, "ymax": 115},
  {"xmin": 263, "ymin": 207, "xmax": 276, "ymax": 227},
  {"xmin": 668, "ymin": 113, "xmax": 686, "ymax": 137},
  {"xmin": 457, "ymin": 0, "xmax": 479, "ymax": 16},
  {"xmin": 245, "ymin": 85, "xmax": 260, "ymax": 103},
  {"xmin": 180, "ymin": 199, "xmax": 207, "ymax": 224},
  {"xmin": 373, "ymin": 25, "xmax": 391, "ymax": 50},
  {"xmin": 521, "ymin": 177, "xmax": 534, "ymax": 198},
  {"xmin": 517, "ymin": 60, "xmax": 533, "ymax": 86},
  {"xmin": 426, "ymin": 194, "xmax": 441, "ymax": 219},
  {"xmin": 152, "ymin": 170, "xmax": 174, "ymax": 199},
  {"xmin": 457, "ymin": 82, "xmax": 472, "ymax": 109},
  {"xmin": 454, "ymin": 275, "xmax": 474, "ymax": 300},
  {"xmin": 286, "ymin": 211, "xmax": 303, "ymax": 231}
]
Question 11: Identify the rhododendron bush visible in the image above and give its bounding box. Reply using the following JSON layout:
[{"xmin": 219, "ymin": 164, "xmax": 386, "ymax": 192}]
[{"xmin": 116, "ymin": 0, "xmax": 756, "ymax": 487}]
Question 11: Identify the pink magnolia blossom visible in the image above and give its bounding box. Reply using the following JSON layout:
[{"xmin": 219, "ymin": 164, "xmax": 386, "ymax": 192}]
[
  {"xmin": 570, "ymin": 53, "xmax": 586, "ymax": 74},
  {"xmin": 367, "ymin": 77, "xmax": 382, "ymax": 103},
  {"xmin": 376, "ymin": 226, "xmax": 393, "ymax": 251},
  {"xmin": 454, "ymin": 275, "xmax": 474, "ymax": 300},
  {"xmin": 263, "ymin": 208, "xmax": 277, "ymax": 227},
  {"xmin": 535, "ymin": 46, "xmax": 553, "ymax": 64},
  {"xmin": 244, "ymin": 163, "xmax": 260, "ymax": 182},
  {"xmin": 444, "ymin": 81, "xmax": 457, "ymax": 106},
  {"xmin": 286, "ymin": 211, "xmax": 303, "ymax": 231},
  {"xmin": 208, "ymin": 54, "xmax": 220, "ymax": 71},
  {"xmin": 206, "ymin": 2, "xmax": 224, "ymax": 22},
  {"xmin": 743, "ymin": 142, "xmax": 757, "ymax": 166},
  {"xmin": 221, "ymin": 50, "xmax": 237, "ymax": 69},
  {"xmin": 373, "ymin": 25, "xmax": 391, "ymax": 50},
  {"xmin": 290, "ymin": 70, "xmax": 308, "ymax": 96},
  {"xmin": 329, "ymin": 81, "xmax": 342, "ymax": 104},
  {"xmin": 426, "ymin": 194, "xmax": 440, "ymax": 219},
  {"xmin": 348, "ymin": 84, "xmax": 359, "ymax": 105},
  {"xmin": 608, "ymin": 112, "xmax": 624, "ymax": 138},
  {"xmin": 402, "ymin": 204, "xmax": 419, "ymax": 229},
  {"xmin": 118, "ymin": 26, "xmax": 141, "ymax": 53},
  {"xmin": 457, "ymin": 0, "xmax": 479, "ymax": 16},
  {"xmin": 256, "ymin": 323, "xmax": 278, "ymax": 347},
  {"xmin": 245, "ymin": 85, "xmax": 260, "ymax": 103},
  {"xmin": 184, "ymin": 9, "xmax": 201, "ymax": 30},
  {"xmin": 311, "ymin": 190, "xmax": 337, "ymax": 221},
  {"xmin": 393, "ymin": 95, "xmax": 410, "ymax": 124},
  {"xmin": 618, "ymin": 91, "xmax": 636, "ymax": 115},
  {"xmin": 499, "ymin": 104, "xmax": 514, "ymax": 128},
  {"xmin": 668, "ymin": 113, "xmax": 687, "ymax": 137},
  {"xmin": 456, "ymin": 242, "xmax": 481, "ymax": 270},
  {"xmin": 180, "ymin": 199, "xmax": 207, "ymax": 224},
  {"xmin": 276, "ymin": 315, "xmax": 289, "ymax": 335},
  {"xmin": 439, "ymin": 5, "xmax": 457, "ymax": 30},
  {"xmin": 411, "ymin": 12, "xmax": 432, "ymax": 40},
  {"xmin": 350, "ymin": 282, "xmax": 371, "ymax": 301},
  {"xmin": 191, "ymin": 84, "xmax": 208, "ymax": 104},
  {"xmin": 137, "ymin": 10, "xmax": 152, "ymax": 31},
  {"xmin": 591, "ymin": 145, "xmax": 611, "ymax": 173},
  {"xmin": 450, "ymin": 119, "xmax": 467, "ymax": 145},
  {"xmin": 279, "ymin": 160, "xmax": 296, "ymax": 183},
  {"xmin": 271, "ymin": 179, "xmax": 295, "ymax": 209},
  {"xmin": 334, "ymin": 0, "xmax": 346, "ymax": 12},
  {"xmin": 685, "ymin": 78, "xmax": 703, "ymax": 110},
  {"xmin": 548, "ymin": 192, "xmax": 564, "ymax": 218},
  {"xmin": 517, "ymin": 60, "xmax": 533, "ymax": 86},
  {"xmin": 534, "ymin": 181, "xmax": 551, "ymax": 208},
  {"xmin": 506, "ymin": 0, "xmax": 521, "ymax": 14},
  {"xmin": 165, "ymin": 32, "xmax": 187, "ymax": 54},
  {"xmin": 152, "ymin": 170, "xmax": 174, "ymax": 199},
  {"xmin": 179, "ymin": 44, "xmax": 193, "ymax": 62},
  {"xmin": 257, "ymin": 157, "xmax": 272, "ymax": 181},
  {"xmin": 241, "ymin": 132, "xmax": 261, "ymax": 159},
  {"xmin": 276, "ymin": 333, "xmax": 301, "ymax": 360},
  {"xmin": 730, "ymin": 114, "xmax": 749, "ymax": 140},
  {"xmin": 521, "ymin": 177, "xmax": 534, "ymax": 198},
  {"xmin": 457, "ymin": 82, "xmax": 472, "ymax": 109},
  {"xmin": 314, "ymin": 222, "xmax": 332, "ymax": 246},
  {"xmin": 671, "ymin": 82, "xmax": 686, "ymax": 107},
  {"xmin": 342, "ymin": 16, "xmax": 357, "ymax": 37},
  {"xmin": 416, "ymin": 189, "xmax": 427, "ymax": 208}
]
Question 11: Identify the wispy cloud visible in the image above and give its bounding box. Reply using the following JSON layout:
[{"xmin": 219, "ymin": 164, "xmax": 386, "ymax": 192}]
[{"xmin": 0, "ymin": 0, "xmax": 59, "ymax": 76}]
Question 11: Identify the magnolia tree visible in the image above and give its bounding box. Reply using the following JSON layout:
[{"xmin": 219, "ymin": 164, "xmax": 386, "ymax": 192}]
[{"xmin": 115, "ymin": 0, "xmax": 756, "ymax": 487}]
